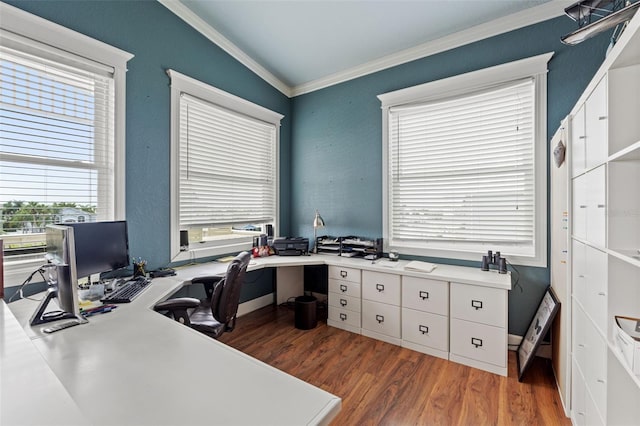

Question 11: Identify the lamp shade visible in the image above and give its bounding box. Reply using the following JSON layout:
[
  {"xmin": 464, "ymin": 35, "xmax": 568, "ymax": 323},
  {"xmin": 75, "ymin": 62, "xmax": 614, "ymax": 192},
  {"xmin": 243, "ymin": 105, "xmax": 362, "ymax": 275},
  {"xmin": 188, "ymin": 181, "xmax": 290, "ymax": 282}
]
[{"xmin": 313, "ymin": 210, "xmax": 325, "ymax": 229}]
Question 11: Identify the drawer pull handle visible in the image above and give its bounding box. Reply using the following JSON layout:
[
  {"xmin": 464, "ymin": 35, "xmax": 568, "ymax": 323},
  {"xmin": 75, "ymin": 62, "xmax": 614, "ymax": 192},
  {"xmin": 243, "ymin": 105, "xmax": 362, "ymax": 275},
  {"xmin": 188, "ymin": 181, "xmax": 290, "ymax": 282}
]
[
  {"xmin": 579, "ymin": 205, "xmax": 587, "ymax": 209},
  {"xmin": 597, "ymin": 379, "xmax": 606, "ymax": 384},
  {"xmin": 598, "ymin": 292, "xmax": 606, "ymax": 296},
  {"xmin": 419, "ymin": 325, "xmax": 429, "ymax": 334},
  {"xmin": 597, "ymin": 204, "xmax": 606, "ymax": 208},
  {"xmin": 340, "ymin": 298, "xmax": 347, "ymax": 307},
  {"xmin": 376, "ymin": 283, "xmax": 385, "ymax": 292},
  {"xmin": 578, "ymin": 136, "xmax": 586, "ymax": 139},
  {"xmin": 471, "ymin": 337, "xmax": 483, "ymax": 348},
  {"xmin": 339, "ymin": 313, "xmax": 347, "ymax": 321},
  {"xmin": 471, "ymin": 300, "xmax": 483, "ymax": 310},
  {"xmin": 340, "ymin": 270, "xmax": 347, "ymax": 278},
  {"xmin": 340, "ymin": 284, "xmax": 347, "ymax": 293},
  {"xmin": 376, "ymin": 315, "xmax": 384, "ymax": 324},
  {"xmin": 419, "ymin": 291, "xmax": 429, "ymax": 300},
  {"xmin": 598, "ymin": 116, "xmax": 607, "ymax": 120}
]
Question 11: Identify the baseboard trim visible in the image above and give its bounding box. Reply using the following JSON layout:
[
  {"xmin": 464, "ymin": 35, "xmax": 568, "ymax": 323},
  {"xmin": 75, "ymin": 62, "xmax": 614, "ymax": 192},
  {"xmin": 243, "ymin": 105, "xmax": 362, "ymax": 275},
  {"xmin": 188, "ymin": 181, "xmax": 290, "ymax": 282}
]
[
  {"xmin": 508, "ymin": 333, "xmax": 552, "ymax": 359},
  {"xmin": 237, "ymin": 293, "xmax": 274, "ymax": 317}
]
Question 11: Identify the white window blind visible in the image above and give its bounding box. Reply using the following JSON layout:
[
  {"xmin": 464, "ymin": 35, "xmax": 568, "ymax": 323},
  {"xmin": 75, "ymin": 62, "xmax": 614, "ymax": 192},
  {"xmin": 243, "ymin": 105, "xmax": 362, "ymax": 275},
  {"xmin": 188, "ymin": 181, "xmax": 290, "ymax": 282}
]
[
  {"xmin": 388, "ymin": 78, "xmax": 535, "ymax": 249},
  {"xmin": 178, "ymin": 93, "xmax": 276, "ymax": 228},
  {"xmin": 0, "ymin": 45, "xmax": 116, "ymax": 228}
]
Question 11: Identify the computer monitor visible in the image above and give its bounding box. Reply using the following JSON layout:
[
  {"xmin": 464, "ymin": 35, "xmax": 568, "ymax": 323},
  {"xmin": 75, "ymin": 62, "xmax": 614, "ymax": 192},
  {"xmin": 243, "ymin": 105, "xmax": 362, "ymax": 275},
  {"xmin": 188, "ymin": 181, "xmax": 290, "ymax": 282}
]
[
  {"xmin": 65, "ymin": 221, "xmax": 130, "ymax": 280},
  {"xmin": 31, "ymin": 225, "xmax": 81, "ymax": 325}
]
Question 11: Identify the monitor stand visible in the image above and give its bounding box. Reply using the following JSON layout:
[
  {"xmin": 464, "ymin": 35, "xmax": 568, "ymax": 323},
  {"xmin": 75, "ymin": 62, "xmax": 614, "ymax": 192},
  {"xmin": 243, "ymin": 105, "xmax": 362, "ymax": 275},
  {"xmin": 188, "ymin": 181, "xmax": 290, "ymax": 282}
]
[{"xmin": 30, "ymin": 287, "xmax": 79, "ymax": 326}]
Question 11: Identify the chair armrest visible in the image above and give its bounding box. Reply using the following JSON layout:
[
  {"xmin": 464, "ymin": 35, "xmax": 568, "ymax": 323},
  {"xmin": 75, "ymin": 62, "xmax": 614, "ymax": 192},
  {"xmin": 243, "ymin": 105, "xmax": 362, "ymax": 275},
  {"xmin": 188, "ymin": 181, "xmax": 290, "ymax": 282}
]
[{"xmin": 154, "ymin": 297, "xmax": 200, "ymax": 311}]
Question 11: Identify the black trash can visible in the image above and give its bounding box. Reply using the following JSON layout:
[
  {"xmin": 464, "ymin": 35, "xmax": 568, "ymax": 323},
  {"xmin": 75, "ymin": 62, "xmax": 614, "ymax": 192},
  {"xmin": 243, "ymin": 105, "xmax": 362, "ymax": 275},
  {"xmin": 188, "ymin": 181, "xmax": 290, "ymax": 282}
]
[{"xmin": 295, "ymin": 295, "xmax": 317, "ymax": 330}]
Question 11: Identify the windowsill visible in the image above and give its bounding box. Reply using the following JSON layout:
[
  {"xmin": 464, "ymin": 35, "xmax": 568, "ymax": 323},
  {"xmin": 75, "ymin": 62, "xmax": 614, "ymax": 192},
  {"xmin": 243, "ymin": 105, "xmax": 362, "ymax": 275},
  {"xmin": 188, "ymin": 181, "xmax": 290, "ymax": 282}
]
[{"xmin": 171, "ymin": 240, "xmax": 253, "ymax": 264}]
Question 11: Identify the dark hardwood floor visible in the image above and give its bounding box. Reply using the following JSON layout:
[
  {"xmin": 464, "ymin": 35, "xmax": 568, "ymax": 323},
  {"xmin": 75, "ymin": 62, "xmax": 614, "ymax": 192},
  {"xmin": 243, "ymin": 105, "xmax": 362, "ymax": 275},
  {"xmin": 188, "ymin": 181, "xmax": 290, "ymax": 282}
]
[{"xmin": 218, "ymin": 305, "xmax": 570, "ymax": 425}]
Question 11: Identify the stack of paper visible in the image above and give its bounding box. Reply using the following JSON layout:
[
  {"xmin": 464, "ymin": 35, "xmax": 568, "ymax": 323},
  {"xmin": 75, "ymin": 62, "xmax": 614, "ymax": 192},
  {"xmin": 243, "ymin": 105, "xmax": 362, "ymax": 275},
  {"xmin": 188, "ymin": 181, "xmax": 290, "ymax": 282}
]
[{"xmin": 404, "ymin": 260, "xmax": 437, "ymax": 273}]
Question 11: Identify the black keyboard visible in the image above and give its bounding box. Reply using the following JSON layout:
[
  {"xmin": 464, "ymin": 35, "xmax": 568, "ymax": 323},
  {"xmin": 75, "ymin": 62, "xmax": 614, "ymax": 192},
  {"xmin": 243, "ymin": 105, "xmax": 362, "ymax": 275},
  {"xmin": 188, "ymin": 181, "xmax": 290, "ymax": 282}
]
[{"xmin": 101, "ymin": 277, "xmax": 151, "ymax": 303}]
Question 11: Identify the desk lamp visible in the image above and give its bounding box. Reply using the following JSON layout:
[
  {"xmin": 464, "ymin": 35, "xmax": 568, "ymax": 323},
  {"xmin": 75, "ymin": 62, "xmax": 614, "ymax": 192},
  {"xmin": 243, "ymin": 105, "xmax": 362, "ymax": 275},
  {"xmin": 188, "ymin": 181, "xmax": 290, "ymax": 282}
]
[{"xmin": 313, "ymin": 210, "xmax": 325, "ymax": 254}]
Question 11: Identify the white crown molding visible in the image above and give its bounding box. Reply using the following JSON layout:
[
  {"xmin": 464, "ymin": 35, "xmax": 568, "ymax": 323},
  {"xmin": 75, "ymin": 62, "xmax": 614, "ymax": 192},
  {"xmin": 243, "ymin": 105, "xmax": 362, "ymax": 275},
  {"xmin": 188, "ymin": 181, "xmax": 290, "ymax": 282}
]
[
  {"xmin": 159, "ymin": 0, "xmax": 571, "ymax": 98},
  {"xmin": 158, "ymin": 0, "xmax": 292, "ymax": 97},
  {"xmin": 291, "ymin": 0, "xmax": 573, "ymax": 96}
]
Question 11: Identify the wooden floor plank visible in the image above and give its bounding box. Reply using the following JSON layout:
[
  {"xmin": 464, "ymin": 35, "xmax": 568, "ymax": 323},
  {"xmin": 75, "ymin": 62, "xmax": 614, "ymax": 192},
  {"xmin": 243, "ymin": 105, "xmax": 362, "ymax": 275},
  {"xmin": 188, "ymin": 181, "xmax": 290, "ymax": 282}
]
[{"xmin": 218, "ymin": 305, "xmax": 570, "ymax": 425}]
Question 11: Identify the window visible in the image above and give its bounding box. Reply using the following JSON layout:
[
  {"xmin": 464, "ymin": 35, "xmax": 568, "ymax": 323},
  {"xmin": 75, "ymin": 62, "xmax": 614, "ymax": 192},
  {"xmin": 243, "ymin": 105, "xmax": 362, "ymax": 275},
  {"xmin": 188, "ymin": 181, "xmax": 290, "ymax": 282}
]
[
  {"xmin": 378, "ymin": 53, "xmax": 552, "ymax": 267},
  {"xmin": 0, "ymin": 4, "xmax": 132, "ymax": 285},
  {"xmin": 168, "ymin": 70, "xmax": 282, "ymax": 261}
]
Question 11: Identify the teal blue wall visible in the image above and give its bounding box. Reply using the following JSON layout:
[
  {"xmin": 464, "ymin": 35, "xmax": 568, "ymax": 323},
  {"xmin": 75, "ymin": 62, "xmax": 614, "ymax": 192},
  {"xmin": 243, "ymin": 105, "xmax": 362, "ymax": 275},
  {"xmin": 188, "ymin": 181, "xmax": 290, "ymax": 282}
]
[
  {"xmin": 290, "ymin": 16, "xmax": 610, "ymax": 334},
  {"xmin": 4, "ymin": 1, "xmax": 610, "ymax": 335},
  {"xmin": 4, "ymin": 0, "xmax": 292, "ymax": 268}
]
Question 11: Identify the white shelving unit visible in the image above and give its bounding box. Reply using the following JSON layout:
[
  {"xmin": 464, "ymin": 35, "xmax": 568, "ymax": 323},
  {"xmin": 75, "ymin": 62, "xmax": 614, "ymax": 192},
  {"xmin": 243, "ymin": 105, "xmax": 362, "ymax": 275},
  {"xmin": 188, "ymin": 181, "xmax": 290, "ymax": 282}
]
[{"xmin": 567, "ymin": 10, "xmax": 640, "ymax": 425}]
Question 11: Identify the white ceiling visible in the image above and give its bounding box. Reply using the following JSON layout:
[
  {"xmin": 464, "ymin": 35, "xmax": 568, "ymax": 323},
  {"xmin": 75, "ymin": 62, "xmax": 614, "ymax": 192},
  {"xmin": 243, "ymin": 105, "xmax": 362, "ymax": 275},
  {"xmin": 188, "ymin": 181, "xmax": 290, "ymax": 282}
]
[{"xmin": 161, "ymin": 0, "xmax": 572, "ymax": 96}]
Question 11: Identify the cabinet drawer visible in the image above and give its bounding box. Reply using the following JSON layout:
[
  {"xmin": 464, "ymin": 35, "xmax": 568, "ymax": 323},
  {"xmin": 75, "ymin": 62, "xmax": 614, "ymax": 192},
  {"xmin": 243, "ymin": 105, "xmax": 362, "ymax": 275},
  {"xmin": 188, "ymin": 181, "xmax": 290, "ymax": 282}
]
[
  {"xmin": 328, "ymin": 278, "xmax": 361, "ymax": 298},
  {"xmin": 402, "ymin": 276, "xmax": 448, "ymax": 315},
  {"xmin": 362, "ymin": 270, "xmax": 400, "ymax": 306},
  {"xmin": 328, "ymin": 266, "xmax": 361, "ymax": 283},
  {"xmin": 361, "ymin": 300, "xmax": 401, "ymax": 338},
  {"xmin": 328, "ymin": 292, "xmax": 361, "ymax": 313},
  {"xmin": 450, "ymin": 282, "xmax": 506, "ymax": 328},
  {"xmin": 450, "ymin": 318, "xmax": 506, "ymax": 367},
  {"xmin": 328, "ymin": 306, "xmax": 360, "ymax": 328},
  {"xmin": 401, "ymin": 308, "xmax": 448, "ymax": 351}
]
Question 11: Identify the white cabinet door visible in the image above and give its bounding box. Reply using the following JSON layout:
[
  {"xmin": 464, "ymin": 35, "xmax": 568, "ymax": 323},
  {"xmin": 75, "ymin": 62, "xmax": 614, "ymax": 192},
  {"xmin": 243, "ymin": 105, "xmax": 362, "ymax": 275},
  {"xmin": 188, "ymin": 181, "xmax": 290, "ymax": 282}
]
[
  {"xmin": 585, "ymin": 77, "xmax": 608, "ymax": 170},
  {"xmin": 362, "ymin": 270, "xmax": 401, "ymax": 306},
  {"xmin": 402, "ymin": 308, "xmax": 448, "ymax": 351},
  {"xmin": 586, "ymin": 165, "xmax": 606, "ymax": 247},
  {"xmin": 328, "ymin": 266, "xmax": 361, "ymax": 283},
  {"xmin": 328, "ymin": 305, "xmax": 361, "ymax": 328},
  {"xmin": 402, "ymin": 276, "xmax": 448, "ymax": 316},
  {"xmin": 450, "ymin": 282, "xmax": 506, "ymax": 328},
  {"xmin": 572, "ymin": 359, "xmax": 587, "ymax": 426},
  {"xmin": 328, "ymin": 292, "xmax": 361, "ymax": 313},
  {"xmin": 585, "ymin": 246, "xmax": 607, "ymax": 334},
  {"xmin": 361, "ymin": 300, "xmax": 401, "ymax": 338},
  {"xmin": 450, "ymin": 318, "xmax": 506, "ymax": 367},
  {"xmin": 572, "ymin": 240, "xmax": 587, "ymax": 308},
  {"xmin": 572, "ymin": 175, "xmax": 587, "ymax": 240},
  {"xmin": 328, "ymin": 278, "xmax": 361, "ymax": 298},
  {"xmin": 571, "ymin": 104, "xmax": 586, "ymax": 177}
]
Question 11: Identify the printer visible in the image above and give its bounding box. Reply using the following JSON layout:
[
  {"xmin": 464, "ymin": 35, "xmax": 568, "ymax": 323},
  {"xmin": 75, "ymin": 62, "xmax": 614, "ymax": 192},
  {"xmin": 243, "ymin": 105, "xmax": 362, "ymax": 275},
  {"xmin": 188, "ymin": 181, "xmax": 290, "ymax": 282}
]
[{"xmin": 272, "ymin": 237, "xmax": 309, "ymax": 256}]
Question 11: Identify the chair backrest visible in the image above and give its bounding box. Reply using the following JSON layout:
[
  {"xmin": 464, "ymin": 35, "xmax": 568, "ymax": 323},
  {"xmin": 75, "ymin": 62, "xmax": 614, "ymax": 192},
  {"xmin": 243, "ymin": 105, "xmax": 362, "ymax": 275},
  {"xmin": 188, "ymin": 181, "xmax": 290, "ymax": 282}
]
[{"xmin": 211, "ymin": 251, "xmax": 251, "ymax": 328}]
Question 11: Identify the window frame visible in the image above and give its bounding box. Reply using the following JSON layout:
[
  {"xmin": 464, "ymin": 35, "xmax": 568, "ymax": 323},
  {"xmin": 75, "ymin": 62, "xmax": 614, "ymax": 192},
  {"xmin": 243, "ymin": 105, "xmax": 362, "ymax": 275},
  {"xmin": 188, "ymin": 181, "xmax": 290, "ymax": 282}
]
[
  {"xmin": 0, "ymin": 3, "xmax": 133, "ymax": 286},
  {"xmin": 167, "ymin": 69, "xmax": 283, "ymax": 262},
  {"xmin": 378, "ymin": 53, "xmax": 553, "ymax": 267}
]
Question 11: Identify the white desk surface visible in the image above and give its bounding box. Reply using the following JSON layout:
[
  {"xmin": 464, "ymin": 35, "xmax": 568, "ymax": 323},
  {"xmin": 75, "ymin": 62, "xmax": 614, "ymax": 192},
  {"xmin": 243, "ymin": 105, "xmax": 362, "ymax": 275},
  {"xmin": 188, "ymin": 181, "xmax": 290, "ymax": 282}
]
[
  {"xmin": 247, "ymin": 254, "xmax": 512, "ymax": 290},
  {"xmin": 3, "ymin": 253, "xmax": 509, "ymax": 426},
  {"xmin": 4, "ymin": 263, "xmax": 341, "ymax": 426}
]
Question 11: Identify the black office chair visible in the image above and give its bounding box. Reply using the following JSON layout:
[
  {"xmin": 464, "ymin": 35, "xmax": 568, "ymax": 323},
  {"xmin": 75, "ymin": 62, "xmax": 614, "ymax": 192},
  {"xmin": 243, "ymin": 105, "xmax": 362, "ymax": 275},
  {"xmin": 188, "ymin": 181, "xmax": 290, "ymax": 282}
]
[{"xmin": 153, "ymin": 251, "xmax": 251, "ymax": 339}]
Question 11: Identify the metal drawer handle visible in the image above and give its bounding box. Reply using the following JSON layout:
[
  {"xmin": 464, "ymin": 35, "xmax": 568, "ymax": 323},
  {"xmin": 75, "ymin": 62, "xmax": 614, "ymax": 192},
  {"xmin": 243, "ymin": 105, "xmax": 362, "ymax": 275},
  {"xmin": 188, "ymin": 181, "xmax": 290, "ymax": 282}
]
[
  {"xmin": 340, "ymin": 270, "xmax": 347, "ymax": 278},
  {"xmin": 597, "ymin": 379, "xmax": 606, "ymax": 384},
  {"xmin": 579, "ymin": 205, "xmax": 587, "ymax": 208},
  {"xmin": 471, "ymin": 300, "xmax": 483, "ymax": 310},
  {"xmin": 419, "ymin": 325, "xmax": 429, "ymax": 334},
  {"xmin": 340, "ymin": 298, "xmax": 347, "ymax": 307},
  {"xmin": 419, "ymin": 290, "xmax": 429, "ymax": 300},
  {"xmin": 376, "ymin": 283, "xmax": 384, "ymax": 292},
  {"xmin": 340, "ymin": 284, "xmax": 347, "ymax": 292},
  {"xmin": 597, "ymin": 204, "xmax": 605, "ymax": 208},
  {"xmin": 578, "ymin": 136, "xmax": 586, "ymax": 139},
  {"xmin": 598, "ymin": 292, "xmax": 606, "ymax": 296},
  {"xmin": 598, "ymin": 116, "xmax": 607, "ymax": 120},
  {"xmin": 339, "ymin": 313, "xmax": 347, "ymax": 321},
  {"xmin": 471, "ymin": 337, "xmax": 483, "ymax": 348},
  {"xmin": 376, "ymin": 315, "xmax": 384, "ymax": 324}
]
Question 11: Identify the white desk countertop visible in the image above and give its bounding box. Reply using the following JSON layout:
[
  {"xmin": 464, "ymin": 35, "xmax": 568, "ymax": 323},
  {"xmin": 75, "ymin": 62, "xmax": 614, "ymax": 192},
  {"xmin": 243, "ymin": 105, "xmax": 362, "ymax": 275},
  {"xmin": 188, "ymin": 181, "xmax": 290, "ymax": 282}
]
[
  {"xmin": 3, "ymin": 253, "xmax": 510, "ymax": 426},
  {"xmin": 3, "ymin": 263, "xmax": 341, "ymax": 426}
]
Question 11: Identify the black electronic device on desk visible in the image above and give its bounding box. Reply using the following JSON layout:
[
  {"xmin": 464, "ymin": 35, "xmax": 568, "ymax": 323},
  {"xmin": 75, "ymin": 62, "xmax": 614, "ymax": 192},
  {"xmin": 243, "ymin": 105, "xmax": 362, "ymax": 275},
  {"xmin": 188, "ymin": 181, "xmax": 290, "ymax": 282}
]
[
  {"xmin": 272, "ymin": 237, "xmax": 309, "ymax": 256},
  {"xmin": 101, "ymin": 276, "xmax": 151, "ymax": 303}
]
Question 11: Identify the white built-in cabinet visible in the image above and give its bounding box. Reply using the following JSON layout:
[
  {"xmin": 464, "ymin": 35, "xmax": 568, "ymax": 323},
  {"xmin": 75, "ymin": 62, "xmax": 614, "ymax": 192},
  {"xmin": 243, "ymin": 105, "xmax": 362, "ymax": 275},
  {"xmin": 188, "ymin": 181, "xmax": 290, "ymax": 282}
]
[
  {"xmin": 567, "ymin": 10, "xmax": 640, "ymax": 425},
  {"xmin": 326, "ymin": 263, "xmax": 511, "ymax": 376}
]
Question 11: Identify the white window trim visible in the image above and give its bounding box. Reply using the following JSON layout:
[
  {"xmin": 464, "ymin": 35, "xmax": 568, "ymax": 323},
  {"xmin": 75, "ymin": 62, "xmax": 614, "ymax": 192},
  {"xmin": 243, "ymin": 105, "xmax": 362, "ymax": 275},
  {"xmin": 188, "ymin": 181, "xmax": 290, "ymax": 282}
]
[
  {"xmin": 167, "ymin": 69, "xmax": 283, "ymax": 262},
  {"xmin": 1, "ymin": 4, "xmax": 133, "ymax": 286},
  {"xmin": 378, "ymin": 52, "xmax": 553, "ymax": 267}
]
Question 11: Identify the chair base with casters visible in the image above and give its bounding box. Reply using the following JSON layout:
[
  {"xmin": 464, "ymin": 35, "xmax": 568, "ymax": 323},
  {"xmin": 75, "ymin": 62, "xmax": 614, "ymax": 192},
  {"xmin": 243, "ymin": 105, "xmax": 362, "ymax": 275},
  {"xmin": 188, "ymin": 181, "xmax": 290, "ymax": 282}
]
[{"xmin": 153, "ymin": 251, "xmax": 251, "ymax": 339}]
